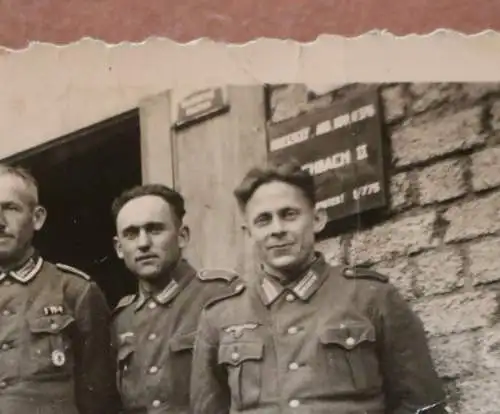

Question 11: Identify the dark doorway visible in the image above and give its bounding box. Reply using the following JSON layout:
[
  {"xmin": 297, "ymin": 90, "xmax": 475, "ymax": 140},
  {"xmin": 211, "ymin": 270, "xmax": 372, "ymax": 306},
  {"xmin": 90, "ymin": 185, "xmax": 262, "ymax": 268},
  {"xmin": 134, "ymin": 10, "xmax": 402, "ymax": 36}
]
[{"xmin": 3, "ymin": 110, "xmax": 142, "ymax": 307}]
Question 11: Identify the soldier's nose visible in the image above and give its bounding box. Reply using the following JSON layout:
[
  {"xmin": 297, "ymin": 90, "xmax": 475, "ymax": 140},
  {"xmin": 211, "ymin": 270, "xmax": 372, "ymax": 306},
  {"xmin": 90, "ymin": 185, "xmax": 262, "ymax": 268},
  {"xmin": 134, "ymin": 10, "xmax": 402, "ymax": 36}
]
[
  {"xmin": 269, "ymin": 218, "xmax": 286, "ymax": 234},
  {"xmin": 137, "ymin": 232, "xmax": 152, "ymax": 249}
]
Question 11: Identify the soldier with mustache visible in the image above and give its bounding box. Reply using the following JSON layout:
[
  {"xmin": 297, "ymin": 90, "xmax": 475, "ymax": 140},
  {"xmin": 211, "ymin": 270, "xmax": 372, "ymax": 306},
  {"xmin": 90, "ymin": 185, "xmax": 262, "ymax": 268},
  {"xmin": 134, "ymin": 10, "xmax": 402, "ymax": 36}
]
[
  {"xmin": 111, "ymin": 184, "xmax": 242, "ymax": 414},
  {"xmin": 191, "ymin": 159, "xmax": 449, "ymax": 414},
  {"xmin": 0, "ymin": 164, "xmax": 117, "ymax": 414}
]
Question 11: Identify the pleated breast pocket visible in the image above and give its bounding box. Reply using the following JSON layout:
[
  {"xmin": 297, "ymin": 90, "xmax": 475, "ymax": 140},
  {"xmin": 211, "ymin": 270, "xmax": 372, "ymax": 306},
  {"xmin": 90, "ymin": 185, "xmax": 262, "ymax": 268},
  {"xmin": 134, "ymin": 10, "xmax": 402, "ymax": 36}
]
[
  {"xmin": 319, "ymin": 321, "xmax": 381, "ymax": 392},
  {"xmin": 116, "ymin": 335, "xmax": 135, "ymax": 390},
  {"xmin": 26, "ymin": 314, "xmax": 75, "ymax": 376},
  {"xmin": 218, "ymin": 340, "xmax": 264, "ymax": 410}
]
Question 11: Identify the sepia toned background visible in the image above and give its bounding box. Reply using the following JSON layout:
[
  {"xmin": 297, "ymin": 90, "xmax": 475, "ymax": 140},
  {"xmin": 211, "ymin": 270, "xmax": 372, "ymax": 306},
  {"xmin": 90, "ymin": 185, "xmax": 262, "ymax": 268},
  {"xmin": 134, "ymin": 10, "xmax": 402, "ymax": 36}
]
[{"xmin": 0, "ymin": 80, "xmax": 499, "ymax": 413}]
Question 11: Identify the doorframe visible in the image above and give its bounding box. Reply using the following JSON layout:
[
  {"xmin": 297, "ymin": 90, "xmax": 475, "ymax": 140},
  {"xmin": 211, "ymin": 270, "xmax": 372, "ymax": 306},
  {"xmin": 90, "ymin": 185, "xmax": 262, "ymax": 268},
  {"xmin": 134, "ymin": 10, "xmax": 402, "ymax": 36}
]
[{"xmin": 2, "ymin": 109, "xmax": 140, "ymax": 166}]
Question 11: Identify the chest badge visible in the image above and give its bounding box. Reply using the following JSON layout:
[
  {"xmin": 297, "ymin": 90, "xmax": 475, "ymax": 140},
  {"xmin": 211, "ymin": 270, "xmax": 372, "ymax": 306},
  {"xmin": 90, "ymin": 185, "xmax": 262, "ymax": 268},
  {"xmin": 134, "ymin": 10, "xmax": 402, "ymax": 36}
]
[
  {"xmin": 43, "ymin": 305, "xmax": 64, "ymax": 316},
  {"xmin": 51, "ymin": 349, "xmax": 66, "ymax": 367},
  {"xmin": 224, "ymin": 323, "xmax": 258, "ymax": 339}
]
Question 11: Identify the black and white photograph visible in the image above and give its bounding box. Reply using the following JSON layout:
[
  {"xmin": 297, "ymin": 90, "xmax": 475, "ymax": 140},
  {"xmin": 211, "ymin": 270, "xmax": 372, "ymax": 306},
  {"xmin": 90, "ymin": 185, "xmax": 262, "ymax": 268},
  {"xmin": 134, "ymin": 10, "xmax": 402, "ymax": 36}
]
[{"xmin": 0, "ymin": 40, "xmax": 499, "ymax": 414}]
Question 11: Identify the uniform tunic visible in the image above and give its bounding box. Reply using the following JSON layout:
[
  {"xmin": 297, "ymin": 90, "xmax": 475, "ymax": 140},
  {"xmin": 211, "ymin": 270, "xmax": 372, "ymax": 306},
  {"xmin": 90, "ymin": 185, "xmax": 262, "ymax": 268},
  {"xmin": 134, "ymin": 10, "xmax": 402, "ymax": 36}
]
[
  {"xmin": 112, "ymin": 259, "xmax": 242, "ymax": 414},
  {"xmin": 191, "ymin": 253, "xmax": 448, "ymax": 414},
  {"xmin": 0, "ymin": 253, "xmax": 118, "ymax": 414}
]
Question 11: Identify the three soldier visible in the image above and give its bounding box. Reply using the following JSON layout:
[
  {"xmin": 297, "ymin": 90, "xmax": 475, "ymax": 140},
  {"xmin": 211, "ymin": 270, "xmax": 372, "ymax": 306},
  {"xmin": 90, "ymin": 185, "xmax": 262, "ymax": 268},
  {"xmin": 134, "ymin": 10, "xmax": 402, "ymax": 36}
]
[{"xmin": 0, "ymin": 161, "xmax": 447, "ymax": 414}]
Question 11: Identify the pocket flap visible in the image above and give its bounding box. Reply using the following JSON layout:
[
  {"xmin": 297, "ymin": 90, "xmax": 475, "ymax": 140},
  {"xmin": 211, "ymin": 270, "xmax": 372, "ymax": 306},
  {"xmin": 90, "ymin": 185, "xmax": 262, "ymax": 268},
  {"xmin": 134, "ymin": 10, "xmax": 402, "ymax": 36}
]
[
  {"xmin": 169, "ymin": 331, "xmax": 196, "ymax": 352},
  {"xmin": 28, "ymin": 314, "xmax": 75, "ymax": 334},
  {"xmin": 218, "ymin": 341, "xmax": 264, "ymax": 366},
  {"xmin": 117, "ymin": 344, "xmax": 135, "ymax": 361},
  {"xmin": 319, "ymin": 322, "xmax": 375, "ymax": 350}
]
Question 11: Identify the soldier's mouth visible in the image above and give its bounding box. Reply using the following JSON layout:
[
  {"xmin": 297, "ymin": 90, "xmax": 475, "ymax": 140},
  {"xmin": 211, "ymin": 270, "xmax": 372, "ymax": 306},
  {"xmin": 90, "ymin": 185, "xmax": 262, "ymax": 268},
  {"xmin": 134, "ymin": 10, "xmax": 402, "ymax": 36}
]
[
  {"xmin": 268, "ymin": 243, "xmax": 294, "ymax": 249},
  {"xmin": 136, "ymin": 255, "xmax": 158, "ymax": 262}
]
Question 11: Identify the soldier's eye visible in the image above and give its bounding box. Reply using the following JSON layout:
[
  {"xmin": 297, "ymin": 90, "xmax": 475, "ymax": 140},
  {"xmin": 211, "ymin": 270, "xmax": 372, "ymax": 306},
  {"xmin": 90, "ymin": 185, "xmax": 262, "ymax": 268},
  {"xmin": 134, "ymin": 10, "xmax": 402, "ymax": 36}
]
[
  {"xmin": 1, "ymin": 203, "xmax": 21, "ymax": 212},
  {"xmin": 122, "ymin": 229, "xmax": 138, "ymax": 239},
  {"xmin": 283, "ymin": 209, "xmax": 299, "ymax": 220},
  {"xmin": 254, "ymin": 215, "xmax": 270, "ymax": 227}
]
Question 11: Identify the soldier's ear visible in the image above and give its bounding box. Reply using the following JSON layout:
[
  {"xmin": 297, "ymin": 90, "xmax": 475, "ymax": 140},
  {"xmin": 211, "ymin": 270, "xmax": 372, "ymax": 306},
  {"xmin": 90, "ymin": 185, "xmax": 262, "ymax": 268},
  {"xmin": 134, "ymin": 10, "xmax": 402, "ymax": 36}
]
[
  {"xmin": 32, "ymin": 205, "xmax": 47, "ymax": 231},
  {"xmin": 240, "ymin": 220, "xmax": 252, "ymax": 238},
  {"xmin": 113, "ymin": 236, "xmax": 124, "ymax": 259},
  {"xmin": 178, "ymin": 224, "xmax": 190, "ymax": 249},
  {"xmin": 313, "ymin": 207, "xmax": 327, "ymax": 234}
]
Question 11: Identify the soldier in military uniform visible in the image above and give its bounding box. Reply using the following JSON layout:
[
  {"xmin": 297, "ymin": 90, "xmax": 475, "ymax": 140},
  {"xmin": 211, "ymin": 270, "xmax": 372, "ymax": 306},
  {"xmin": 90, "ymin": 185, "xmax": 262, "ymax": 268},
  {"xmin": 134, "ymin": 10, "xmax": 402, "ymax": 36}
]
[
  {"xmin": 111, "ymin": 184, "xmax": 241, "ymax": 414},
  {"xmin": 191, "ymin": 159, "xmax": 449, "ymax": 414},
  {"xmin": 0, "ymin": 164, "xmax": 117, "ymax": 414}
]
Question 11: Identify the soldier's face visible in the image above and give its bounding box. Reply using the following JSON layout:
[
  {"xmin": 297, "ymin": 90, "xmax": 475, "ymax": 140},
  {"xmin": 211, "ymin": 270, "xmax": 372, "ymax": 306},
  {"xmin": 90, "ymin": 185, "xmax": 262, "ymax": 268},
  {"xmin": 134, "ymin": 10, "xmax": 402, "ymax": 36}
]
[
  {"xmin": 0, "ymin": 174, "xmax": 46, "ymax": 265},
  {"xmin": 114, "ymin": 195, "xmax": 189, "ymax": 280},
  {"xmin": 243, "ymin": 181, "xmax": 326, "ymax": 274}
]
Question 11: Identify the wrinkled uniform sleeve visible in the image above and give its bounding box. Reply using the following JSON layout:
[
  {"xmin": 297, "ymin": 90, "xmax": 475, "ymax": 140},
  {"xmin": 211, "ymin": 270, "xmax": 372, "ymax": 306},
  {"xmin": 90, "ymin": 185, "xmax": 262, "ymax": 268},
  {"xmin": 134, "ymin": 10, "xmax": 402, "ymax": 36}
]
[
  {"xmin": 379, "ymin": 285, "xmax": 448, "ymax": 414},
  {"xmin": 74, "ymin": 283, "xmax": 120, "ymax": 414},
  {"xmin": 190, "ymin": 309, "xmax": 230, "ymax": 414}
]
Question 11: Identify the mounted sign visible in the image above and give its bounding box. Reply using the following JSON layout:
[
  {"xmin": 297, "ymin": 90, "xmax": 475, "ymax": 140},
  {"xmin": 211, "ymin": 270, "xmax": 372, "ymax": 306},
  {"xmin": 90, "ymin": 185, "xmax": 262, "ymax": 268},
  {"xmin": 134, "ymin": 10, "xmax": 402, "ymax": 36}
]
[
  {"xmin": 266, "ymin": 88, "xmax": 388, "ymax": 222},
  {"xmin": 173, "ymin": 87, "xmax": 230, "ymax": 130}
]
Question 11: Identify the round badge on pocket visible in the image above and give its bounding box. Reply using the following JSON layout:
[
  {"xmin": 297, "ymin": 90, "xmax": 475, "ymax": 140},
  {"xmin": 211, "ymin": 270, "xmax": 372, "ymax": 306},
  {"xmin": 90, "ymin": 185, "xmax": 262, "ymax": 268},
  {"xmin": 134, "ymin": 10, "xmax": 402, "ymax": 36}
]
[{"xmin": 51, "ymin": 349, "xmax": 66, "ymax": 367}]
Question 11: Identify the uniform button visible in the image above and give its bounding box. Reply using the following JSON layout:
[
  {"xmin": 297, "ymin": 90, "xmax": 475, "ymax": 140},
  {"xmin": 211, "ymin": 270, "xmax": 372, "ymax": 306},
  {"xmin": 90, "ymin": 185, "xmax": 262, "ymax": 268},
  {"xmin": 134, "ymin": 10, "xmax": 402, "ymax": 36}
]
[
  {"xmin": 285, "ymin": 293, "xmax": 295, "ymax": 302},
  {"xmin": 288, "ymin": 362, "xmax": 299, "ymax": 371},
  {"xmin": 345, "ymin": 337, "xmax": 356, "ymax": 347},
  {"xmin": 50, "ymin": 323, "xmax": 59, "ymax": 330},
  {"xmin": 235, "ymin": 283, "xmax": 244, "ymax": 293},
  {"xmin": 231, "ymin": 352, "xmax": 240, "ymax": 361},
  {"xmin": 344, "ymin": 268, "xmax": 355, "ymax": 277},
  {"xmin": 148, "ymin": 333, "xmax": 157, "ymax": 341},
  {"xmin": 1, "ymin": 343, "xmax": 9, "ymax": 351},
  {"xmin": 2, "ymin": 310, "xmax": 10, "ymax": 316},
  {"xmin": 0, "ymin": 381, "xmax": 7, "ymax": 388},
  {"xmin": 289, "ymin": 399, "xmax": 300, "ymax": 408},
  {"xmin": 287, "ymin": 326, "xmax": 299, "ymax": 335},
  {"xmin": 149, "ymin": 366, "xmax": 159, "ymax": 374},
  {"xmin": 152, "ymin": 400, "xmax": 161, "ymax": 407},
  {"xmin": 148, "ymin": 302, "xmax": 157, "ymax": 309}
]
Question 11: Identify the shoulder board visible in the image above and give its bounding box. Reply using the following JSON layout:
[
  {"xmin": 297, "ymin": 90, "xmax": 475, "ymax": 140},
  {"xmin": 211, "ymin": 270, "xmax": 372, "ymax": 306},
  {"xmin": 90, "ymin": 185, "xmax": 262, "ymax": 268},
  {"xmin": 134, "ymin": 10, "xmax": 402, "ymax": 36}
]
[
  {"xmin": 197, "ymin": 268, "xmax": 239, "ymax": 283},
  {"xmin": 112, "ymin": 294, "xmax": 136, "ymax": 315},
  {"xmin": 342, "ymin": 266, "xmax": 389, "ymax": 283},
  {"xmin": 205, "ymin": 280, "xmax": 246, "ymax": 310},
  {"xmin": 55, "ymin": 263, "xmax": 91, "ymax": 281}
]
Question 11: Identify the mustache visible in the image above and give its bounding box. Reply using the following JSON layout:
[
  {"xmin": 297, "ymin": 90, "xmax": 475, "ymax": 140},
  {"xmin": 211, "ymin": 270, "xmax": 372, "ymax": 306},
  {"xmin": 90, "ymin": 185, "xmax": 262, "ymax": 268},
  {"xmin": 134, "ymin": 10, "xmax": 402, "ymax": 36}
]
[{"xmin": 135, "ymin": 254, "xmax": 159, "ymax": 261}]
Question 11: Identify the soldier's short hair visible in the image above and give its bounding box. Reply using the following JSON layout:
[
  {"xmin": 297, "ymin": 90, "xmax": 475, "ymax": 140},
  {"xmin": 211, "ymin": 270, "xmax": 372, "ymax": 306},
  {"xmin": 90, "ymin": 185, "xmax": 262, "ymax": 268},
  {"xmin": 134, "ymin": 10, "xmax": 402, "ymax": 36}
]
[
  {"xmin": 111, "ymin": 184, "xmax": 186, "ymax": 224},
  {"xmin": 0, "ymin": 164, "xmax": 40, "ymax": 206},
  {"xmin": 234, "ymin": 158, "xmax": 316, "ymax": 210}
]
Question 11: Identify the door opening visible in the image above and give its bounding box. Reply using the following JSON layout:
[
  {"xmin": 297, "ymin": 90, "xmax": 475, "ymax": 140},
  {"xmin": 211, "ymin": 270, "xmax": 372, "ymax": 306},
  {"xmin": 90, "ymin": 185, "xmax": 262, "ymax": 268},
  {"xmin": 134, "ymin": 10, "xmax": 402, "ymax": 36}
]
[{"xmin": 3, "ymin": 110, "xmax": 142, "ymax": 307}]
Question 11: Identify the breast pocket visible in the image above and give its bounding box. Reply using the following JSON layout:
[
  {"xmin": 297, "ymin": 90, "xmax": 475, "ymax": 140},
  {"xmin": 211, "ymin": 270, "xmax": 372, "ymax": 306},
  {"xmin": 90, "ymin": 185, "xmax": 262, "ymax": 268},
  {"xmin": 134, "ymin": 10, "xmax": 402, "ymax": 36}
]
[
  {"xmin": 218, "ymin": 341, "xmax": 264, "ymax": 410},
  {"xmin": 27, "ymin": 314, "xmax": 75, "ymax": 376},
  {"xmin": 170, "ymin": 331, "xmax": 196, "ymax": 354},
  {"xmin": 319, "ymin": 322, "xmax": 381, "ymax": 392},
  {"xmin": 168, "ymin": 331, "xmax": 196, "ymax": 399},
  {"xmin": 116, "ymin": 339, "xmax": 135, "ymax": 389}
]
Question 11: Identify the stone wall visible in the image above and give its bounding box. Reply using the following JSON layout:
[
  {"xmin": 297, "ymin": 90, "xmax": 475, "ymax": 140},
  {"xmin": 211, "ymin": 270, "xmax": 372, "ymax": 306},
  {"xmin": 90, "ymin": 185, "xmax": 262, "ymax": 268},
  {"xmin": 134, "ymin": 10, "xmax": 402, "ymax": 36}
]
[{"xmin": 268, "ymin": 83, "xmax": 500, "ymax": 414}]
